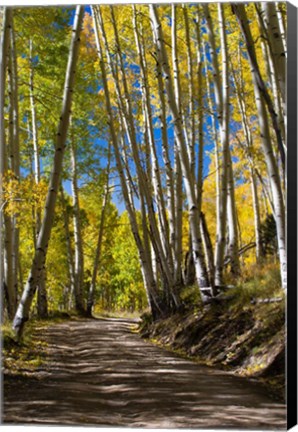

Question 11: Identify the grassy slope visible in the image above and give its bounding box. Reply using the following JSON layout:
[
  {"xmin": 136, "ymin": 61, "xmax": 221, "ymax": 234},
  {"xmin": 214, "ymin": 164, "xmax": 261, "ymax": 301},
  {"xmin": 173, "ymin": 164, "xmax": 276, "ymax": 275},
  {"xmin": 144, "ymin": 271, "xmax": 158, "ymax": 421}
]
[{"xmin": 139, "ymin": 266, "xmax": 285, "ymax": 402}]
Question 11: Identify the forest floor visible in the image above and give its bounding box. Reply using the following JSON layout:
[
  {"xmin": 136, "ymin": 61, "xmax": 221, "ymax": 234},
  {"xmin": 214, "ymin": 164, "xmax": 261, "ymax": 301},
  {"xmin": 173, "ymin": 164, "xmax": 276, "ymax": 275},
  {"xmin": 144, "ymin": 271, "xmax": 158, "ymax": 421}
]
[{"xmin": 3, "ymin": 317, "xmax": 286, "ymax": 428}]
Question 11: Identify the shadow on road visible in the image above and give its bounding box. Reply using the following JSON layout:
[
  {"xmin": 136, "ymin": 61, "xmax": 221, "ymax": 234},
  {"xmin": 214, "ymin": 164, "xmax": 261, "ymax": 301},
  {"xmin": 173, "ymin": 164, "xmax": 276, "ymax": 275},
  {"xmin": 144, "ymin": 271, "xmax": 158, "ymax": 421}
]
[{"xmin": 3, "ymin": 318, "xmax": 286, "ymax": 428}]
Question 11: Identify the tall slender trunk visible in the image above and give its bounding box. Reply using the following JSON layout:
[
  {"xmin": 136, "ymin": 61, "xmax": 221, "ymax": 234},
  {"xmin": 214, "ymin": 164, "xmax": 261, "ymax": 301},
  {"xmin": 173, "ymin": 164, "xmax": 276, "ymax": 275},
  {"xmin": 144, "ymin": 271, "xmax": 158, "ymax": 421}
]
[
  {"xmin": 150, "ymin": 5, "xmax": 210, "ymax": 298},
  {"xmin": 233, "ymin": 4, "xmax": 286, "ymax": 289},
  {"xmin": 13, "ymin": 7, "xmax": 84, "ymax": 338},
  {"xmin": 29, "ymin": 39, "xmax": 48, "ymax": 318},
  {"xmin": 231, "ymin": 59, "xmax": 264, "ymax": 262},
  {"xmin": 227, "ymin": 154, "xmax": 240, "ymax": 277},
  {"xmin": 232, "ymin": 4, "xmax": 285, "ymax": 171},
  {"xmin": 9, "ymin": 15, "xmax": 20, "ymax": 310},
  {"xmin": 60, "ymin": 187, "xmax": 75, "ymax": 309},
  {"xmin": 70, "ymin": 134, "xmax": 85, "ymax": 315},
  {"xmin": 203, "ymin": 4, "xmax": 230, "ymax": 288},
  {"xmin": 87, "ymin": 146, "xmax": 111, "ymax": 317},
  {"xmin": 92, "ymin": 6, "xmax": 163, "ymax": 318},
  {"xmin": 132, "ymin": 7, "xmax": 173, "ymax": 277},
  {"xmin": 261, "ymin": 3, "xmax": 286, "ymax": 112},
  {"xmin": 99, "ymin": 6, "xmax": 179, "ymax": 308},
  {"xmin": 171, "ymin": 5, "xmax": 183, "ymax": 288},
  {"xmin": 1, "ymin": 8, "xmax": 16, "ymax": 320}
]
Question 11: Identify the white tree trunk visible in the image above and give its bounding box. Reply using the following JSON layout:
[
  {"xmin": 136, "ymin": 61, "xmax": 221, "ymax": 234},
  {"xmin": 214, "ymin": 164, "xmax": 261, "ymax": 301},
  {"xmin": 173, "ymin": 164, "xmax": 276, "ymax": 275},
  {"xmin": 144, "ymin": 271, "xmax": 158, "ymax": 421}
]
[
  {"xmin": 13, "ymin": 6, "xmax": 84, "ymax": 337},
  {"xmin": 203, "ymin": 4, "xmax": 230, "ymax": 288},
  {"xmin": 92, "ymin": 6, "xmax": 163, "ymax": 318},
  {"xmin": 9, "ymin": 15, "xmax": 20, "ymax": 307},
  {"xmin": 29, "ymin": 39, "xmax": 48, "ymax": 318},
  {"xmin": 150, "ymin": 5, "xmax": 209, "ymax": 296},
  {"xmin": 60, "ymin": 187, "xmax": 75, "ymax": 310},
  {"xmin": 1, "ymin": 8, "xmax": 16, "ymax": 320},
  {"xmin": 87, "ymin": 146, "xmax": 111, "ymax": 317},
  {"xmin": 234, "ymin": 4, "xmax": 286, "ymax": 289}
]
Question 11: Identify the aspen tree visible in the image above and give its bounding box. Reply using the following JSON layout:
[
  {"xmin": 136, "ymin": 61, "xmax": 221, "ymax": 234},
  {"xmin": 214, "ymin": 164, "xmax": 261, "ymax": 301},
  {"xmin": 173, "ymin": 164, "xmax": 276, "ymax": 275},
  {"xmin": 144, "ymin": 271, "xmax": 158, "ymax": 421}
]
[
  {"xmin": 232, "ymin": 4, "xmax": 285, "ymax": 171},
  {"xmin": 91, "ymin": 6, "xmax": 163, "ymax": 318},
  {"xmin": 233, "ymin": 4, "xmax": 287, "ymax": 290},
  {"xmin": 203, "ymin": 3, "xmax": 231, "ymax": 288},
  {"xmin": 70, "ymin": 132, "xmax": 85, "ymax": 314},
  {"xmin": 261, "ymin": 3, "xmax": 286, "ymax": 112},
  {"xmin": 255, "ymin": 5, "xmax": 286, "ymax": 149},
  {"xmin": 98, "ymin": 6, "xmax": 179, "ymax": 309},
  {"xmin": 132, "ymin": 6, "xmax": 173, "ymax": 276},
  {"xmin": 1, "ymin": 8, "xmax": 17, "ymax": 320},
  {"xmin": 13, "ymin": 6, "xmax": 84, "ymax": 338},
  {"xmin": 231, "ymin": 59, "xmax": 264, "ymax": 262},
  {"xmin": 87, "ymin": 146, "xmax": 111, "ymax": 317},
  {"xmin": 171, "ymin": 4, "xmax": 184, "ymax": 288},
  {"xmin": 150, "ymin": 5, "xmax": 210, "ymax": 297},
  {"xmin": 8, "ymin": 14, "xmax": 20, "ymax": 306},
  {"xmin": 60, "ymin": 187, "xmax": 75, "ymax": 309},
  {"xmin": 29, "ymin": 39, "xmax": 48, "ymax": 318}
]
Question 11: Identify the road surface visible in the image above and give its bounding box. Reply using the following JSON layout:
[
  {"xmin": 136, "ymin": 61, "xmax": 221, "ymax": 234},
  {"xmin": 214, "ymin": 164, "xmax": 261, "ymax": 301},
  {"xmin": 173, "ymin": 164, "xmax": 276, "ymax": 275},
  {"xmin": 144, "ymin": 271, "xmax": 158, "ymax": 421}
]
[{"xmin": 3, "ymin": 318, "xmax": 286, "ymax": 428}]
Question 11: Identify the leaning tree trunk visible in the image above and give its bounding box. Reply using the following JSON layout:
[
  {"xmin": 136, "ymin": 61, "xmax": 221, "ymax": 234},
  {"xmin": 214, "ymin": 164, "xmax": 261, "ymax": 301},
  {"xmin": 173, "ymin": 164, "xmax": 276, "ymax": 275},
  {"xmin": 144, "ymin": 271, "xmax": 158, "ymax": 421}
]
[
  {"xmin": 91, "ymin": 6, "xmax": 163, "ymax": 319},
  {"xmin": 232, "ymin": 4, "xmax": 285, "ymax": 171},
  {"xmin": 150, "ymin": 5, "xmax": 210, "ymax": 299},
  {"xmin": 233, "ymin": 4, "xmax": 286, "ymax": 290},
  {"xmin": 13, "ymin": 7, "xmax": 84, "ymax": 338}
]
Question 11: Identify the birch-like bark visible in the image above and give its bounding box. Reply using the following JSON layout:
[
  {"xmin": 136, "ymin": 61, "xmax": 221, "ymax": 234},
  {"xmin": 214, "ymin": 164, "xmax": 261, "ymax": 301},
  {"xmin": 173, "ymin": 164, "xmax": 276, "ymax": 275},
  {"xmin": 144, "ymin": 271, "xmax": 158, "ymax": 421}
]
[
  {"xmin": 182, "ymin": 4, "xmax": 195, "ymax": 179},
  {"xmin": 100, "ymin": 6, "xmax": 179, "ymax": 307},
  {"xmin": 203, "ymin": 42, "xmax": 221, "ymax": 265},
  {"xmin": 261, "ymin": 3, "xmax": 286, "ymax": 112},
  {"xmin": 232, "ymin": 4, "xmax": 285, "ymax": 171},
  {"xmin": 29, "ymin": 39, "xmax": 48, "ymax": 318},
  {"xmin": 233, "ymin": 4, "xmax": 286, "ymax": 289},
  {"xmin": 227, "ymin": 154, "xmax": 240, "ymax": 277},
  {"xmin": 87, "ymin": 147, "xmax": 111, "ymax": 317},
  {"xmin": 153, "ymin": 25, "xmax": 176, "ymax": 274},
  {"xmin": 92, "ymin": 6, "xmax": 163, "ymax": 318},
  {"xmin": 132, "ymin": 7, "xmax": 173, "ymax": 275},
  {"xmin": 13, "ymin": 7, "xmax": 84, "ymax": 338},
  {"xmin": 232, "ymin": 60, "xmax": 264, "ymax": 262},
  {"xmin": 255, "ymin": 5, "xmax": 285, "ymax": 149},
  {"xmin": 150, "ymin": 5, "xmax": 210, "ymax": 296},
  {"xmin": 1, "ymin": 8, "xmax": 16, "ymax": 320},
  {"xmin": 275, "ymin": 2, "xmax": 286, "ymax": 56},
  {"xmin": 60, "ymin": 186, "xmax": 75, "ymax": 310},
  {"xmin": 9, "ymin": 16, "xmax": 20, "ymax": 306},
  {"xmin": 203, "ymin": 4, "xmax": 230, "ymax": 288},
  {"xmin": 171, "ymin": 4, "xmax": 183, "ymax": 287},
  {"xmin": 70, "ymin": 135, "xmax": 85, "ymax": 314}
]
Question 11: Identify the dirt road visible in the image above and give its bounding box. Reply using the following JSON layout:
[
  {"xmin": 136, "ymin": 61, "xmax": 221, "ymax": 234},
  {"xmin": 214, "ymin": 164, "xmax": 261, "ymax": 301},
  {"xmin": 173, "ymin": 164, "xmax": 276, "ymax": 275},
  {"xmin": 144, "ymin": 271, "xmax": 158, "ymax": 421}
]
[{"xmin": 3, "ymin": 318, "xmax": 286, "ymax": 428}]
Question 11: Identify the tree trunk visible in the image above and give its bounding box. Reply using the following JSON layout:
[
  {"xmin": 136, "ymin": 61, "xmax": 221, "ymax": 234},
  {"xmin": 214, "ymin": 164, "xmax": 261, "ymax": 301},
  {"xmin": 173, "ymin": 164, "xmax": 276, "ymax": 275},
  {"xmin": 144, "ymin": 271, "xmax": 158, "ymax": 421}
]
[
  {"xmin": 150, "ymin": 5, "xmax": 210, "ymax": 299},
  {"xmin": 13, "ymin": 7, "xmax": 84, "ymax": 338},
  {"xmin": 92, "ymin": 6, "xmax": 163, "ymax": 318},
  {"xmin": 233, "ymin": 4, "xmax": 286, "ymax": 289},
  {"xmin": 29, "ymin": 39, "xmax": 48, "ymax": 318},
  {"xmin": 70, "ymin": 133, "xmax": 85, "ymax": 315},
  {"xmin": 203, "ymin": 4, "xmax": 230, "ymax": 288},
  {"xmin": 87, "ymin": 146, "xmax": 111, "ymax": 317},
  {"xmin": 232, "ymin": 4, "xmax": 285, "ymax": 171},
  {"xmin": 60, "ymin": 186, "xmax": 75, "ymax": 310},
  {"xmin": 9, "ymin": 15, "xmax": 20, "ymax": 312},
  {"xmin": 1, "ymin": 8, "xmax": 17, "ymax": 320}
]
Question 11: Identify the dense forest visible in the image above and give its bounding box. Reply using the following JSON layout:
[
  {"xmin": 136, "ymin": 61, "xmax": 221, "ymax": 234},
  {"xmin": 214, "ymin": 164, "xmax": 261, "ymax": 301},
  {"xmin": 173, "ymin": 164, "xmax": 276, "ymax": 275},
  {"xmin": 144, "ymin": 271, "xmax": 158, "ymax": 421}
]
[{"xmin": 0, "ymin": 3, "xmax": 286, "ymax": 338}]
